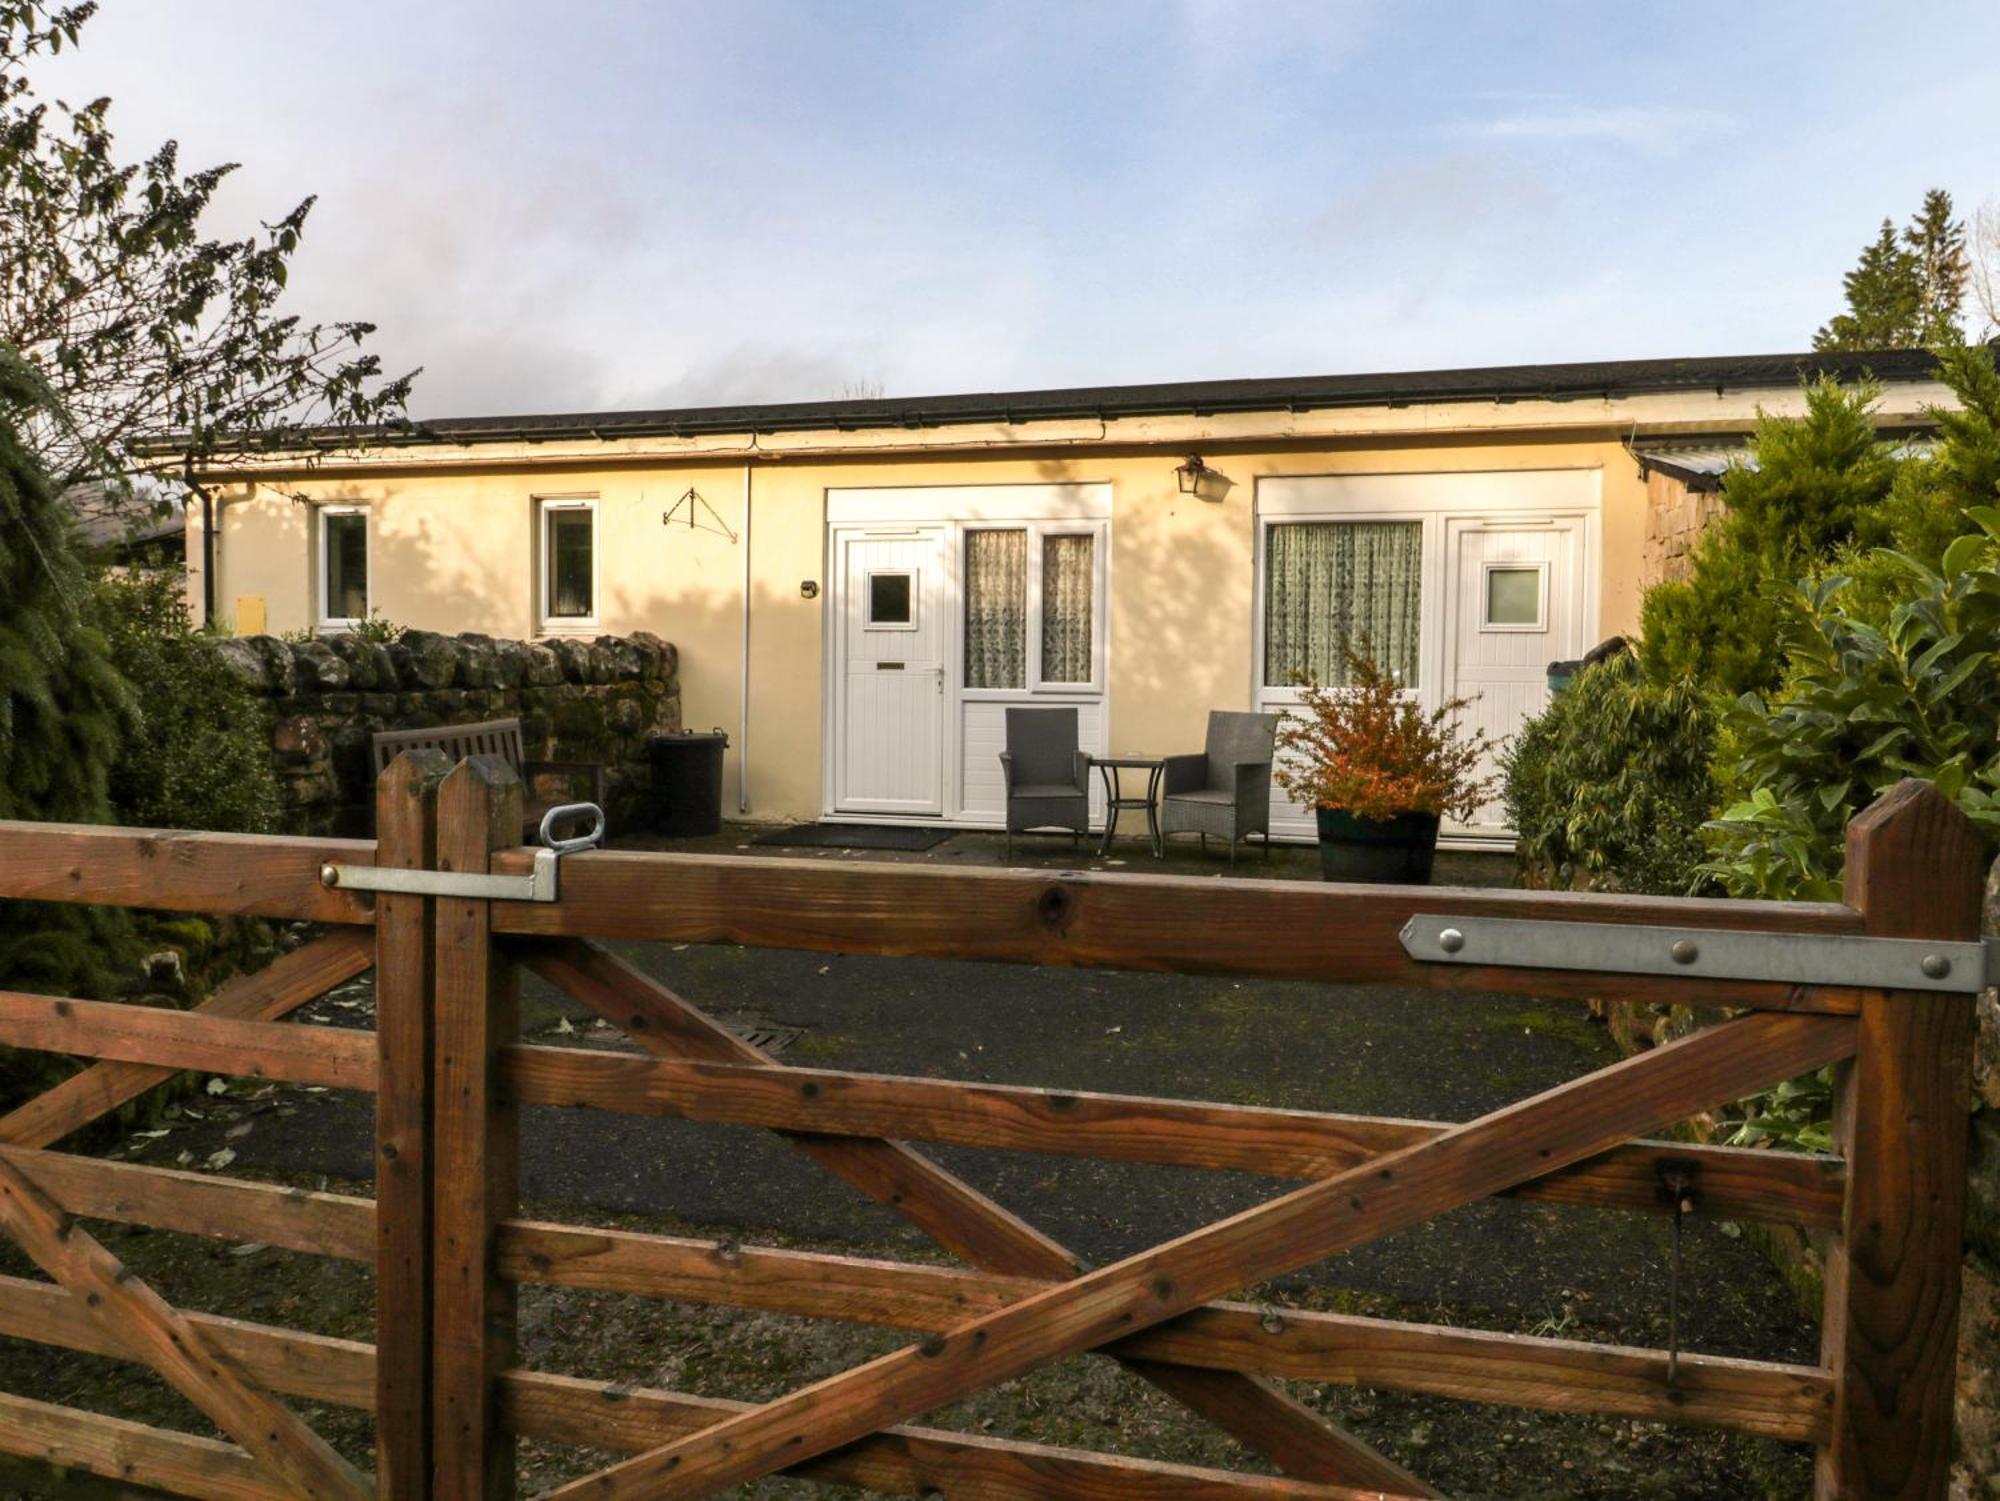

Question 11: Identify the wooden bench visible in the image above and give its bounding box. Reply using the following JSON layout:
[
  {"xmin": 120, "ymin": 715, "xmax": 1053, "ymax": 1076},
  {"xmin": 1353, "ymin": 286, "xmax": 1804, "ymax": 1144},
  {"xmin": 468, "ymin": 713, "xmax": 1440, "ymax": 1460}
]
[{"xmin": 369, "ymin": 717, "xmax": 605, "ymax": 841}]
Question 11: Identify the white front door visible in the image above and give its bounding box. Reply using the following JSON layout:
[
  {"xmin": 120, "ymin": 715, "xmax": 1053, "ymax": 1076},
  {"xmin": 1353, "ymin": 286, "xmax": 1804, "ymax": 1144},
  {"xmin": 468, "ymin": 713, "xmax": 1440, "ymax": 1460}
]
[
  {"xmin": 1442, "ymin": 518, "xmax": 1587, "ymax": 839},
  {"xmin": 834, "ymin": 529, "xmax": 946, "ymax": 815}
]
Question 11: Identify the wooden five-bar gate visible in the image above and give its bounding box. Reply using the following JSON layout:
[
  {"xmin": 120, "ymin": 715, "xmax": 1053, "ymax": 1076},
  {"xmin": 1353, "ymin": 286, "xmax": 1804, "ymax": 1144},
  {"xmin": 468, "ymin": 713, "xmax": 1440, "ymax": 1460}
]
[{"xmin": 0, "ymin": 753, "xmax": 1985, "ymax": 1500}]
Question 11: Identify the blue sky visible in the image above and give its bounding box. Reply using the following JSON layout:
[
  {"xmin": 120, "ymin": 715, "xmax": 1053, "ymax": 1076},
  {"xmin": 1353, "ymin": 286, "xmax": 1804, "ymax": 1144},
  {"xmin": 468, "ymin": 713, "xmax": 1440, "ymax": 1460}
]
[{"xmin": 34, "ymin": 0, "xmax": 2000, "ymax": 418}]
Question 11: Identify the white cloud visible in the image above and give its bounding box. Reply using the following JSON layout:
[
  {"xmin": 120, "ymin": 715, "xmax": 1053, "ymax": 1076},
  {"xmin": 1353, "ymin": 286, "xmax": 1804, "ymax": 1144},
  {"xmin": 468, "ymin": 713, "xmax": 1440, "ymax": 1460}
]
[
  {"xmin": 21, "ymin": 0, "xmax": 2000, "ymax": 417},
  {"xmin": 1444, "ymin": 103, "xmax": 1731, "ymax": 152}
]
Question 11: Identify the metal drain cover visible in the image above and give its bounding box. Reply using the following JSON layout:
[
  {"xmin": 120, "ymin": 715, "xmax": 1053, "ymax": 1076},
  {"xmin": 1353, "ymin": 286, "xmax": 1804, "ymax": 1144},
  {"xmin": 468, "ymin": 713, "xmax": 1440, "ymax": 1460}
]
[{"xmin": 716, "ymin": 1014, "xmax": 803, "ymax": 1055}]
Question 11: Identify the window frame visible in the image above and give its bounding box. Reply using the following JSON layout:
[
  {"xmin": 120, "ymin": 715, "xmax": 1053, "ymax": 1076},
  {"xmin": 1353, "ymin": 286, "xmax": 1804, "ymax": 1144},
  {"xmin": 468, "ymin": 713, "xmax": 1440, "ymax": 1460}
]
[
  {"xmin": 958, "ymin": 518, "xmax": 1107, "ymax": 699},
  {"xmin": 1033, "ymin": 526, "xmax": 1103, "ymax": 691},
  {"xmin": 1479, "ymin": 558, "xmax": 1550, "ymax": 633},
  {"xmin": 316, "ymin": 505, "xmax": 370, "ymax": 631},
  {"xmin": 537, "ymin": 496, "xmax": 599, "ymax": 633}
]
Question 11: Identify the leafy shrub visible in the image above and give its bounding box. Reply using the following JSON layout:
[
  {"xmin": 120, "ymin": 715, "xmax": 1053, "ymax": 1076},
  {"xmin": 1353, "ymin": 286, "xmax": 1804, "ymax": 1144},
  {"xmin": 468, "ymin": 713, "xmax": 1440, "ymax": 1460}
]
[
  {"xmin": 1880, "ymin": 343, "xmax": 2000, "ymax": 567},
  {"xmin": 1725, "ymin": 1067, "xmax": 1836, "ymax": 1153},
  {"xmin": 1641, "ymin": 378, "xmax": 1899, "ymax": 698},
  {"xmin": 280, "ymin": 608, "xmax": 404, "ymax": 645},
  {"xmin": 1502, "ymin": 647, "xmax": 1718, "ymax": 894},
  {"xmin": 97, "ymin": 565, "xmax": 281, "ymax": 834},
  {"xmin": 1704, "ymin": 514, "xmax": 2000, "ymax": 900},
  {"xmin": 1698, "ymin": 349, "xmax": 2000, "ymax": 1184},
  {"xmin": 1275, "ymin": 648, "xmax": 1495, "ymax": 820},
  {"xmin": 0, "ymin": 348, "xmax": 136, "ymax": 1106}
]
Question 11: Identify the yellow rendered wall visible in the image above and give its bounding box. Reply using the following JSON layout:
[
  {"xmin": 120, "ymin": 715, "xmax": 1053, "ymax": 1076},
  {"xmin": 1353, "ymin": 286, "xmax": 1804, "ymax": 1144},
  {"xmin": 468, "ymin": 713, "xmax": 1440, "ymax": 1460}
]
[{"xmin": 197, "ymin": 432, "xmax": 1645, "ymax": 824}]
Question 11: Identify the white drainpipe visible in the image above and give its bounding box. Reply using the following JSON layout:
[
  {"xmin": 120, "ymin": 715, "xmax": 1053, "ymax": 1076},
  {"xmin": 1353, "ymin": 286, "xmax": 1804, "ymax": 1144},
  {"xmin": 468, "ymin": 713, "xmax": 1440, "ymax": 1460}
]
[{"xmin": 738, "ymin": 461, "xmax": 753, "ymax": 815}]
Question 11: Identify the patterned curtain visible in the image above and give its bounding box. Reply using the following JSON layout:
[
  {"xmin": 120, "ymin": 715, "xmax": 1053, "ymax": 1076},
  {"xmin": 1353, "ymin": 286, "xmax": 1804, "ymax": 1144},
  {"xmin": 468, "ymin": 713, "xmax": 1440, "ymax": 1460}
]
[
  {"xmin": 1263, "ymin": 521, "xmax": 1423, "ymax": 687},
  {"xmin": 964, "ymin": 529, "xmax": 1026, "ymax": 688},
  {"xmin": 1041, "ymin": 533, "xmax": 1094, "ymax": 683}
]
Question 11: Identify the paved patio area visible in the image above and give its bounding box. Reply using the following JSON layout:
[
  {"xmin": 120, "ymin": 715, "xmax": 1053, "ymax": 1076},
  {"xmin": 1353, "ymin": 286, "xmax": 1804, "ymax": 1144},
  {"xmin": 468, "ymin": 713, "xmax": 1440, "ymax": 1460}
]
[{"xmin": 616, "ymin": 820, "xmax": 1519, "ymax": 888}]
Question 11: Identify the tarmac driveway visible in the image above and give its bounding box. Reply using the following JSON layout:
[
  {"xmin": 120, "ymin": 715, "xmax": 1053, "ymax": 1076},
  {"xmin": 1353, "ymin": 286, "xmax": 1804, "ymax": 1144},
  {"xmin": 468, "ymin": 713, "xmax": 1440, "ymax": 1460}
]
[{"xmin": 178, "ymin": 932, "xmax": 1817, "ymax": 1367}]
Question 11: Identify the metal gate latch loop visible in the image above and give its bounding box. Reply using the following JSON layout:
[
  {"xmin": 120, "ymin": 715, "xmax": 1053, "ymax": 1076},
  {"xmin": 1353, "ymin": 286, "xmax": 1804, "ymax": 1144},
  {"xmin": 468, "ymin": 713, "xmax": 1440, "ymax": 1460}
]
[{"xmin": 320, "ymin": 801, "xmax": 604, "ymax": 904}]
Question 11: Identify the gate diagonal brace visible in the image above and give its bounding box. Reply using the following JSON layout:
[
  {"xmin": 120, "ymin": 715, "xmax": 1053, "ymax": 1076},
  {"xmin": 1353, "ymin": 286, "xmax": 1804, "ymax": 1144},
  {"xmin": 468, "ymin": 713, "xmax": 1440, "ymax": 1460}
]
[{"xmin": 1400, "ymin": 914, "xmax": 2000, "ymax": 995}]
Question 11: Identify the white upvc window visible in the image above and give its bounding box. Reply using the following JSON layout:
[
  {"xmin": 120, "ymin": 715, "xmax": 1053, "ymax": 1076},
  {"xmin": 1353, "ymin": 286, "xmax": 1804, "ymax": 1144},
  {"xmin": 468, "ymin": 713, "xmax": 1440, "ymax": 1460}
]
[
  {"xmin": 538, "ymin": 497, "xmax": 598, "ymax": 631},
  {"xmin": 317, "ymin": 506, "xmax": 370, "ymax": 629},
  {"xmin": 961, "ymin": 519, "xmax": 1106, "ymax": 695},
  {"xmin": 1261, "ymin": 518, "xmax": 1425, "ymax": 689}
]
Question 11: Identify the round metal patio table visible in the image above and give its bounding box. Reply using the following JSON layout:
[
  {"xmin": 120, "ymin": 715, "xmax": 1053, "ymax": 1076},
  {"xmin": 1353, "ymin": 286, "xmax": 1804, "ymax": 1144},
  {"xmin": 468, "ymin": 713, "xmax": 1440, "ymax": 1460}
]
[{"xmin": 1093, "ymin": 755, "xmax": 1166, "ymax": 858}]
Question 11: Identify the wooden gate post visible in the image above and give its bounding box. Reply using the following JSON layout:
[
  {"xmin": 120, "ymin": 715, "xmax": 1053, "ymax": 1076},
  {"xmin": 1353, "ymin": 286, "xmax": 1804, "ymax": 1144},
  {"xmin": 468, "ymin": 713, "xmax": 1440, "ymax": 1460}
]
[
  {"xmin": 1821, "ymin": 779, "xmax": 1986, "ymax": 1500},
  {"xmin": 433, "ymin": 757, "xmax": 524, "ymax": 1501},
  {"xmin": 375, "ymin": 750, "xmax": 453, "ymax": 1500}
]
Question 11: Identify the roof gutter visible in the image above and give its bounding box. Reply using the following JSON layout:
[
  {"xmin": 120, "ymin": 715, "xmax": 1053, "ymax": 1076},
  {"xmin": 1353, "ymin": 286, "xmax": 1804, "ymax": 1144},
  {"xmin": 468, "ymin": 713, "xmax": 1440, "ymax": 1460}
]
[{"xmin": 159, "ymin": 346, "xmax": 1968, "ymax": 477}]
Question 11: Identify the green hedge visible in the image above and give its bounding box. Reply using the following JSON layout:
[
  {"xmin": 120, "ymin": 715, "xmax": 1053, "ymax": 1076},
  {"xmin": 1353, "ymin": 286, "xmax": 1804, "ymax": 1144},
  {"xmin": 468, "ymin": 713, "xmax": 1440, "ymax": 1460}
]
[
  {"xmin": 1502, "ymin": 647, "xmax": 1718, "ymax": 895},
  {"xmin": 98, "ymin": 565, "xmax": 280, "ymax": 835},
  {"xmin": 1639, "ymin": 377, "xmax": 1898, "ymax": 699}
]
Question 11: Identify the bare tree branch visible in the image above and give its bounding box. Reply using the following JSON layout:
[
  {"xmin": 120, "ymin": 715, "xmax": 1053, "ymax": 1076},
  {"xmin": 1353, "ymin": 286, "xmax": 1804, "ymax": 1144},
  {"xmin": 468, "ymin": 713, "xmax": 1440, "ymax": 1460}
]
[{"xmin": 0, "ymin": 2, "xmax": 416, "ymax": 515}]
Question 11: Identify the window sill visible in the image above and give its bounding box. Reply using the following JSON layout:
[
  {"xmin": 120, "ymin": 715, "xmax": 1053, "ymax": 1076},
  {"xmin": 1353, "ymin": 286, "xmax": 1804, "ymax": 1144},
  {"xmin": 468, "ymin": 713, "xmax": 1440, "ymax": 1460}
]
[
  {"xmin": 963, "ymin": 685, "xmax": 1103, "ymax": 701},
  {"xmin": 537, "ymin": 621, "xmax": 600, "ymax": 637}
]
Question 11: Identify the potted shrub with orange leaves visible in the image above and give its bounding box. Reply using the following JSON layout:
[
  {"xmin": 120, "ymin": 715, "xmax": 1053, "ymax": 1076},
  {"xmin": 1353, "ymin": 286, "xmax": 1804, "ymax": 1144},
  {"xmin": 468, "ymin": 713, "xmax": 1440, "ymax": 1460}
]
[{"xmin": 1276, "ymin": 647, "xmax": 1497, "ymax": 883}]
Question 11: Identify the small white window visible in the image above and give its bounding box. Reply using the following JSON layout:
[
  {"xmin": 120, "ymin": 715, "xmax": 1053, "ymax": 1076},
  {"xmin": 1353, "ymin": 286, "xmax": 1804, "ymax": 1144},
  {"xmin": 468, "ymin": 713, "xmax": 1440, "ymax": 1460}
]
[
  {"xmin": 318, "ymin": 507, "xmax": 369, "ymax": 629},
  {"xmin": 539, "ymin": 498, "xmax": 597, "ymax": 630},
  {"xmin": 1482, "ymin": 561, "xmax": 1548, "ymax": 632},
  {"xmin": 866, "ymin": 569, "xmax": 916, "ymax": 629}
]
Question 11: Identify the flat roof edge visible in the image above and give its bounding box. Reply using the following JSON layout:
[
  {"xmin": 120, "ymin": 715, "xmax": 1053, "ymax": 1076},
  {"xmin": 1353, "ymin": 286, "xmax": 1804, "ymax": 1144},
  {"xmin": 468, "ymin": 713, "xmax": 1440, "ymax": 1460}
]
[{"xmin": 157, "ymin": 344, "xmax": 1964, "ymax": 461}]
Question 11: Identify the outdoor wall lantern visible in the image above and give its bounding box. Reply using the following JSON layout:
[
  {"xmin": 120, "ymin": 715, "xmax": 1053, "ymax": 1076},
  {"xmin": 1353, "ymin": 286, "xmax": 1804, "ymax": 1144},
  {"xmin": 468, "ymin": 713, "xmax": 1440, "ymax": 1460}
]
[{"xmin": 1175, "ymin": 454, "xmax": 1229, "ymax": 502}]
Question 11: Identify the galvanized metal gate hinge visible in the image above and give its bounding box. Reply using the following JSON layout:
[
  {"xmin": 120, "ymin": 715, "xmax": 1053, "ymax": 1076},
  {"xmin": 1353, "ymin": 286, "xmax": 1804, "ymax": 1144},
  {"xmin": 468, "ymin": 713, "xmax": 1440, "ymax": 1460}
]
[
  {"xmin": 321, "ymin": 803, "xmax": 604, "ymax": 904},
  {"xmin": 1400, "ymin": 914, "xmax": 2000, "ymax": 995}
]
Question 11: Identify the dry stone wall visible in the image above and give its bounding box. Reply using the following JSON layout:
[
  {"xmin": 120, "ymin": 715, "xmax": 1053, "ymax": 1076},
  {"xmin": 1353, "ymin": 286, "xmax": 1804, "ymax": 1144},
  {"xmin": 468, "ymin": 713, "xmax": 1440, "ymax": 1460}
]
[{"xmin": 212, "ymin": 629, "xmax": 680, "ymax": 836}]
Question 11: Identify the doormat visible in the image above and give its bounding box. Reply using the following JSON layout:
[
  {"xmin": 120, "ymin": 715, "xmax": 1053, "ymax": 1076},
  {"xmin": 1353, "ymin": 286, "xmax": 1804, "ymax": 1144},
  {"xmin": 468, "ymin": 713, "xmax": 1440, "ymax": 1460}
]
[{"xmin": 751, "ymin": 822, "xmax": 955, "ymax": 852}]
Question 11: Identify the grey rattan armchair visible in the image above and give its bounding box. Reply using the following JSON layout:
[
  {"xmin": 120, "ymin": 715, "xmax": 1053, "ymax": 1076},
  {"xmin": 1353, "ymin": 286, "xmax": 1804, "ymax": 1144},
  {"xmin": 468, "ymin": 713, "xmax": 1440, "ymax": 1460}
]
[
  {"xmin": 1160, "ymin": 710, "xmax": 1279, "ymax": 870},
  {"xmin": 999, "ymin": 707, "xmax": 1091, "ymax": 854}
]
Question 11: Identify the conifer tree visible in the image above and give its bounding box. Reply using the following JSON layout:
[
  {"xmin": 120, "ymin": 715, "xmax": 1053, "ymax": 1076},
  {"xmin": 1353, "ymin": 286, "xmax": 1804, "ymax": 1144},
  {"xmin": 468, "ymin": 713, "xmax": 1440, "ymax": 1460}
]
[
  {"xmin": 1882, "ymin": 342, "xmax": 2000, "ymax": 561},
  {"xmin": 0, "ymin": 344, "xmax": 133, "ymax": 1001},
  {"xmin": 1640, "ymin": 378, "xmax": 1897, "ymax": 695},
  {"xmin": 1814, "ymin": 219, "xmax": 1921, "ymax": 350},
  {"xmin": 1814, "ymin": 191, "xmax": 1970, "ymax": 351},
  {"xmin": 1904, "ymin": 188, "xmax": 1969, "ymax": 347}
]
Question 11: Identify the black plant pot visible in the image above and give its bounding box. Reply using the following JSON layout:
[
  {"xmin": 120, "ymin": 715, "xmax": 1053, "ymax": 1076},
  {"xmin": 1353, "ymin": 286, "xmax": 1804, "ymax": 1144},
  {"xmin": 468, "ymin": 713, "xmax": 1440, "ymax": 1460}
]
[{"xmin": 1314, "ymin": 808, "xmax": 1441, "ymax": 884}]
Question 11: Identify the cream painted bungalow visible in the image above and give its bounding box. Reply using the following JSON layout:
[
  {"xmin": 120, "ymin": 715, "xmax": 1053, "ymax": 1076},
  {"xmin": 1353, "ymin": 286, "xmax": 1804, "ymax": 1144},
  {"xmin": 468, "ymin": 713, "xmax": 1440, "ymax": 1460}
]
[{"xmin": 181, "ymin": 347, "xmax": 1952, "ymax": 846}]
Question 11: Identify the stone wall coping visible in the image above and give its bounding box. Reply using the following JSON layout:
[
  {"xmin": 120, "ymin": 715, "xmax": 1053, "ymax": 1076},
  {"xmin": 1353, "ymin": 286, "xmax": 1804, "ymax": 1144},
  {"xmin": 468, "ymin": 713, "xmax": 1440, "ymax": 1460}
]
[{"xmin": 214, "ymin": 629, "xmax": 676, "ymax": 697}]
